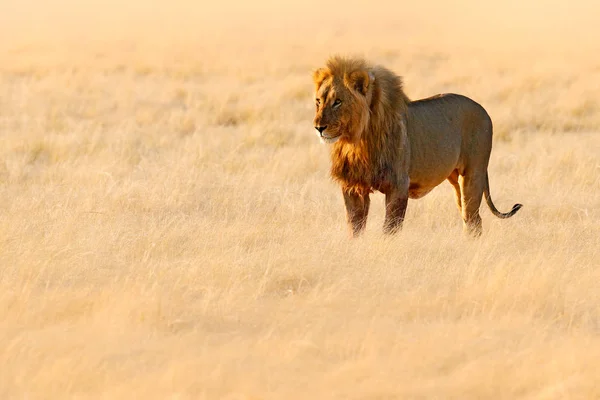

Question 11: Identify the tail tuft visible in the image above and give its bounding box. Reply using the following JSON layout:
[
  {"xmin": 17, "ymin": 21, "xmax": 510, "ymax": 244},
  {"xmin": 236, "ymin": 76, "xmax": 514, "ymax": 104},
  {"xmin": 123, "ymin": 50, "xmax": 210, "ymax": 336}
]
[
  {"xmin": 484, "ymin": 173, "xmax": 522, "ymax": 219},
  {"xmin": 494, "ymin": 203, "xmax": 523, "ymax": 219}
]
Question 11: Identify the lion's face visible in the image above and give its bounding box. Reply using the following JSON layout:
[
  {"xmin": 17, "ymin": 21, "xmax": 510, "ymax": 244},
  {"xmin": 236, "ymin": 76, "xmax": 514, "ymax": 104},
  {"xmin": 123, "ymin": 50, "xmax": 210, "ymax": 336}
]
[{"xmin": 312, "ymin": 67, "xmax": 374, "ymax": 144}]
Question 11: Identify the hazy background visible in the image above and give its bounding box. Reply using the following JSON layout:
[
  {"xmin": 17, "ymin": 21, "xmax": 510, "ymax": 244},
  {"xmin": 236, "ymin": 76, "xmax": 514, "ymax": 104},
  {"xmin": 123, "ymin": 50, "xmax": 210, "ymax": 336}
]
[{"xmin": 1, "ymin": 0, "xmax": 599, "ymax": 398}]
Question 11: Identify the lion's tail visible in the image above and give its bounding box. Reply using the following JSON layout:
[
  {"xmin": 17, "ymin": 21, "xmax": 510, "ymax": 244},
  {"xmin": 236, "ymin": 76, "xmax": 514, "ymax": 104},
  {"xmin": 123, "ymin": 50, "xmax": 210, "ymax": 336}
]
[{"xmin": 484, "ymin": 172, "xmax": 522, "ymax": 219}]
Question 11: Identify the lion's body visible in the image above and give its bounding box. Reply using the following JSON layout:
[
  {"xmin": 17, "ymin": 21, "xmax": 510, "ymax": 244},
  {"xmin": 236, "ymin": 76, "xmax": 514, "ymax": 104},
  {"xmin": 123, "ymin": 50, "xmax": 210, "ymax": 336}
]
[
  {"xmin": 406, "ymin": 94, "xmax": 491, "ymax": 199},
  {"xmin": 312, "ymin": 56, "xmax": 522, "ymax": 236}
]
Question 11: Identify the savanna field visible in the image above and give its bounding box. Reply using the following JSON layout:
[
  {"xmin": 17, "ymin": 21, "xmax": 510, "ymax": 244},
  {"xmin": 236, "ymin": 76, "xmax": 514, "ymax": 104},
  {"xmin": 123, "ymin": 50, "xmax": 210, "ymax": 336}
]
[{"xmin": 1, "ymin": 0, "xmax": 600, "ymax": 398}]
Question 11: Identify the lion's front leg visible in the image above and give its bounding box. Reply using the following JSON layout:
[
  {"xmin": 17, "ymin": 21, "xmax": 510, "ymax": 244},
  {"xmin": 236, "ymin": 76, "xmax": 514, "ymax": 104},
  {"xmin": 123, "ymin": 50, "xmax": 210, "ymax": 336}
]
[
  {"xmin": 384, "ymin": 187, "xmax": 408, "ymax": 235},
  {"xmin": 343, "ymin": 189, "xmax": 370, "ymax": 238}
]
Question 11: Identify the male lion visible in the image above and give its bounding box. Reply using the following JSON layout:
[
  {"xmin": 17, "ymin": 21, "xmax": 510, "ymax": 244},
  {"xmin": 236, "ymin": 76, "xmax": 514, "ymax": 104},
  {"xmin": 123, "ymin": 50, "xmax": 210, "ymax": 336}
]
[{"xmin": 312, "ymin": 56, "xmax": 522, "ymax": 237}]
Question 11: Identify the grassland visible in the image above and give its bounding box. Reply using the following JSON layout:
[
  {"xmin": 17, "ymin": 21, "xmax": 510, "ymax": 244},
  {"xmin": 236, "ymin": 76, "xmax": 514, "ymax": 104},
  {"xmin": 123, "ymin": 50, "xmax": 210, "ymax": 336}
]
[{"xmin": 1, "ymin": 0, "xmax": 599, "ymax": 398}]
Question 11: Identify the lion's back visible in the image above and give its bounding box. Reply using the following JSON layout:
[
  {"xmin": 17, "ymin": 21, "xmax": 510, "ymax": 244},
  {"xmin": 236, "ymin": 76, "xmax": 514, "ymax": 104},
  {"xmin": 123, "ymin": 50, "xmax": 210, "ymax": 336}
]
[{"xmin": 408, "ymin": 93, "xmax": 491, "ymax": 130}]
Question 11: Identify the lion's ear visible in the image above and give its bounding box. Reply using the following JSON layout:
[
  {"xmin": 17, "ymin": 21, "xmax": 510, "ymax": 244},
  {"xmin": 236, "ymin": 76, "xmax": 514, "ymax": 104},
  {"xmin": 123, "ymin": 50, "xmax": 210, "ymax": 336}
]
[{"xmin": 345, "ymin": 70, "xmax": 373, "ymax": 95}]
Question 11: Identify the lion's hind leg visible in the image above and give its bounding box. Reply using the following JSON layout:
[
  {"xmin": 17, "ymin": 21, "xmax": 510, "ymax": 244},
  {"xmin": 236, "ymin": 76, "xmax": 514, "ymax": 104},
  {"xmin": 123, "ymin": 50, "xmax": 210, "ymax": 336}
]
[
  {"xmin": 459, "ymin": 172, "xmax": 485, "ymax": 237},
  {"xmin": 447, "ymin": 169, "xmax": 462, "ymax": 216}
]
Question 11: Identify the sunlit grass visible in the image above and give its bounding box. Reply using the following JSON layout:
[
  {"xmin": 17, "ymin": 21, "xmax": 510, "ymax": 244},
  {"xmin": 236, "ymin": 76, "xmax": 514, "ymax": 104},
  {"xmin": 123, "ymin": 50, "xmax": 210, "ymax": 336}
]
[{"xmin": 1, "ymin": 0, "xmax": 599, "ymax": 398}]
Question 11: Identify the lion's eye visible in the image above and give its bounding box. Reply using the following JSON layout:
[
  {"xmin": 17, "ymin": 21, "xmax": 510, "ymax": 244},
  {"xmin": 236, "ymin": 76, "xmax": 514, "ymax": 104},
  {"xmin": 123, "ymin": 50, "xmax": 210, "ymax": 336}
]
[
  {"xmin": 333, "ymin": 99, "xmax": 342, "ymax": 108},
  {"xmin": 316, "ymin": 98, "xmax": 321, "ymax": 106}
]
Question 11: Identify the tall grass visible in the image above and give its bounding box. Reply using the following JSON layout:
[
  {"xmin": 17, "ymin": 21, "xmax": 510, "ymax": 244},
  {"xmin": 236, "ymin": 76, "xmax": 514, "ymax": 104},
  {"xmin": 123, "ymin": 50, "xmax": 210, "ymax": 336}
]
[{"xmin": 1, "ymin": 0, "xmax": 599, "ymax": 398}]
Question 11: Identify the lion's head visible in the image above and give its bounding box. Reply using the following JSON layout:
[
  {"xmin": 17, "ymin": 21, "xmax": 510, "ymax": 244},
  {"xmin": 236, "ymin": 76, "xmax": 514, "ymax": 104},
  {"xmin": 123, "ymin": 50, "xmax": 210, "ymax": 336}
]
[{"xmin": 312, "ymin": 57, "xmax": 376, "ymax": 144}]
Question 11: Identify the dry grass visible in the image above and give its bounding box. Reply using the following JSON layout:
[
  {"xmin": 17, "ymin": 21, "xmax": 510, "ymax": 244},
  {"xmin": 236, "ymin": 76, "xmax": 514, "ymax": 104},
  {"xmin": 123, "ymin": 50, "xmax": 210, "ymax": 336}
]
[{"xmin": 1, "ymin": 0, "xmax": 600, "ymax": 398}]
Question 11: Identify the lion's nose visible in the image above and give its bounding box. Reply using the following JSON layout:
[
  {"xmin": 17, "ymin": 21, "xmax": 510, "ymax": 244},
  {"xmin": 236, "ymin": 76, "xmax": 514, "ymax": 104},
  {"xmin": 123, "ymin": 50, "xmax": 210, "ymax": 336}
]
[{"xmin": 315, "ymin": 125, "xmax": 328, "ymax": 134}]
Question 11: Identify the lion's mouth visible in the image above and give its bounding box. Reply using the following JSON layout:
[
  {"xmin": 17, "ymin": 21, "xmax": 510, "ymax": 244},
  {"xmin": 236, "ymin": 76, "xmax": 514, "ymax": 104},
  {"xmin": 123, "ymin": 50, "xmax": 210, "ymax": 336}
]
[
  {"xmin": 315, "ymin": 129, "xmax": 341, "ymax": 144},
  {"xmin": 320, "ymin": 134, "xmax": 341, "ymax": 144}
]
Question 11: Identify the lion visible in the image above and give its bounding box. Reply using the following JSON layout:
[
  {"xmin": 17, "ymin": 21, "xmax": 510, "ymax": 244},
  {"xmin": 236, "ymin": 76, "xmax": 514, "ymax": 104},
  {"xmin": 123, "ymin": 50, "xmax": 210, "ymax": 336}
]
[{"xmin": 312, "ymin": 56, "xmax": 522, "ymax": 237}]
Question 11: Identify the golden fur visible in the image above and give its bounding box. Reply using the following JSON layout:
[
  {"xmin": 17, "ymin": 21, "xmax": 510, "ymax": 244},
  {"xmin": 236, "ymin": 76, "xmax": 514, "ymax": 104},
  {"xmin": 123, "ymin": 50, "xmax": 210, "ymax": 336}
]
[{"xmin": 312, "ymin": 56, "xmax": 522, "ymax": 236}]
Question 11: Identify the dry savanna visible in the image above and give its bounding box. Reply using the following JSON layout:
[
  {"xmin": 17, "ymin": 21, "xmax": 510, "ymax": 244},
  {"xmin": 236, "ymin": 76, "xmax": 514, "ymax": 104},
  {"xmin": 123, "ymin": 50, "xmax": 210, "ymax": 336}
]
[{"xmin": 1, "ymin": 0, "xmax": 599, "ymax": 398}]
